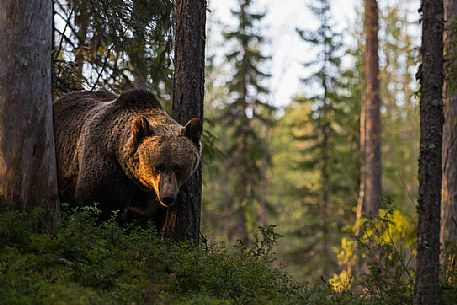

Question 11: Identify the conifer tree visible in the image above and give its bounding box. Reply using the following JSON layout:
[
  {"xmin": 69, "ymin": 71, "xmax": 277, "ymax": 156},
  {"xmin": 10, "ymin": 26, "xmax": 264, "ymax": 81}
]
[
  {"xmin": 415, "ymin": 0, "xmax": 443, "ymax": 304},
  {"xmin": 222, "ymin": 0, "xmax": 273, "ymax": 242},
  {"xmin": 295, "ymin": 0, "xmax": 358, "ymax": 277},
  {"xmin": 441, "ymin": 0, "xmax": 457, "ymax": 258},
  {"xmin": 0, "ymin": 0, "xmax": 59, "ymax": 230},
  {"xmin": 357, "ymin": 0, "xmax": 381, "ymax": 217}
]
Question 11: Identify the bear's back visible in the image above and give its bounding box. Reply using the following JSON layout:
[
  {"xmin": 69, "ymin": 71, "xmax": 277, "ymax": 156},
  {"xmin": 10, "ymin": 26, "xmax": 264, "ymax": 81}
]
[
  {"xmin": 53, "ymin": 91, "xmax": 117, "ymax": 163},
  {"xmin": 53, "ymin": 91, "xmax": 117, "ymax": 134},
  {"xmin": 53, "ymin": 90, "xmax": 167, "ymax": 203}
]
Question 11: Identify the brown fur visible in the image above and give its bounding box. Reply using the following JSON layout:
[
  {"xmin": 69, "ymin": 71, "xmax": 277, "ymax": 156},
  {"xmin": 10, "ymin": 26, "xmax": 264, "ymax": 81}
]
[{"xmin": 53, "ymin": 90, "xmax": 202, "ymax": 225}]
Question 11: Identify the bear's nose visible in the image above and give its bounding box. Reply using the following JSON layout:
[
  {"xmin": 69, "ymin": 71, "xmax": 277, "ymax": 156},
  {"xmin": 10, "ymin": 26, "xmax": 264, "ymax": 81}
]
[{"xmin": 160, "ymin": 194, "xmax": 176, "ymax": 206}]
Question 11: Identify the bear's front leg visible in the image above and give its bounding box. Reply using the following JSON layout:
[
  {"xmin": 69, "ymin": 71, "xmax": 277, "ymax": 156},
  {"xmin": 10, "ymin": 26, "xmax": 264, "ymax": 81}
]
[{"xmin": 75, "ymin": 168, "xmax": 135, "ymax": 220}]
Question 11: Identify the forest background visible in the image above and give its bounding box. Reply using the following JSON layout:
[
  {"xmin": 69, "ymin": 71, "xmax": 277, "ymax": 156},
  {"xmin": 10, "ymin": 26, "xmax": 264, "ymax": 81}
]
[{"xmin": 202, "ymin": 0, "xmax": 419, "ymax": 282}]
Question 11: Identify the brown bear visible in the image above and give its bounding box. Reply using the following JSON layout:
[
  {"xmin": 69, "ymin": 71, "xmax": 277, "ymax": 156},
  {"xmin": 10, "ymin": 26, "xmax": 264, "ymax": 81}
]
[{"xmin": 53, "ymin": 90, "xmax": 202, "ymax": 225}]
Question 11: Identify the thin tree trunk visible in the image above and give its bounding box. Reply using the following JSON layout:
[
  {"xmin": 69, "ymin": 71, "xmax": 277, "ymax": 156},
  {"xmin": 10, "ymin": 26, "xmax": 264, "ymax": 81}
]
[
  {"xmin": 162, "ymin": 0, "xmax": 206, "ymax": 242},
  {"xmin": 355, "ymin": 0, "xmax": 381, "ymax": 277},
  {"xmin": 322, "ymin": 121, "xmax": 330, "ymax": 276},
  {"xmin": 358, "ymin": 0, "xmax": 381, "ymax": 217},
  {"xmin": 441, "ymin": 0, "xmax": 457, "ymax": 259},
  {"xmin": 415, "ymin": 1, "xmax": 444, "ymax": 305},
  {"xmin": 129, "ymin": 0, "xmax": 148, "ymax": 90},
  {"xmin": 356, "ymin": 98, "xmax": 366, "ymax": 222},
  {"xmin": 75, "ymin": 1, "xmax": 89, "ymax": 78},
  {"xmin": 0, "ymin": 0, "xmax": 59, "ymax": 230}
]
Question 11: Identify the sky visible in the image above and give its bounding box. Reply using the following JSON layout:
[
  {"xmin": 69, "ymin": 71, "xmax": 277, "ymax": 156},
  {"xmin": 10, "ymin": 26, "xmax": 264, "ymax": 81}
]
[{"xmin": 207, "ymin": 0, "xmax": 420, "ymax": 108}]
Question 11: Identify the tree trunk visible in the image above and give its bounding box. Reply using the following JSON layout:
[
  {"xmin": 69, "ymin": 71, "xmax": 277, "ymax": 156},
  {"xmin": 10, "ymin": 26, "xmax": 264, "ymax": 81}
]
[
  {"xmin": 75, "ymin": 1, "xmax": 89, "ymax": 78},
  {"xmin": 162, "ymin": 0, "xmax": 206, "ymax": 242},
  {"xmin": 357, "ymin": 0, "xmax": 381, "ymax": 217},
  {"xmin": 129, "ymin": 0, "xmax": 148, "ymax": 90},
  {"xmin": 441, "ymin": 0, "xmax": 457, "ymax": 258},
  {"xmin": 415, "ymin": 1, "xmax": 444, "ymax": 305},
  {"xmin": 0, "ymin": 0, "xmax": 59, "ymax": 230}
]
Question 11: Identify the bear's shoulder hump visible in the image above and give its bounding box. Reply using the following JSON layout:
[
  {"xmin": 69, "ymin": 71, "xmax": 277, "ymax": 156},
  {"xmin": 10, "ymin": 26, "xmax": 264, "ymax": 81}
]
[{"xmin": 115, "ymin": 90, "xmax": 162, "ymax": 109}]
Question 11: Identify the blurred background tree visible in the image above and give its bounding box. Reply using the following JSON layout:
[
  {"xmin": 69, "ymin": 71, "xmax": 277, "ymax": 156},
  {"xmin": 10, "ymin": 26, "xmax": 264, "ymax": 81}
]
[{"xmin": 202, "ymin": 0, "xmax": 274, "ymax": 243}]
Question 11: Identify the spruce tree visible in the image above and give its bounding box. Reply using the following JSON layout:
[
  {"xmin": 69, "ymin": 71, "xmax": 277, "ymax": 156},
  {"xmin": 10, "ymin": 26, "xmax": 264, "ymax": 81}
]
[
  {"xmin": 294, "ymin": 0, "xmax": 357, "ymax": 277},
  {"xmin": 222, "ymin": 0, "xmax": 273, "ymax": 242}
]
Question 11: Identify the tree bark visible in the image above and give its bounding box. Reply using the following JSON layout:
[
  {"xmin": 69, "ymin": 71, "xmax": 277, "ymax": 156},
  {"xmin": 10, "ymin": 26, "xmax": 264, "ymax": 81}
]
[
  {"xmin": 162, "ymin": 0, "xmax": 206, "ymax": 242},
  {"xmin": 441, "ymin": 0, "xmax": 457, "ymax": 257},
  {"xmin": 357, "ymin": 0, "xmax": 382, "ymax": 217},
  {"xmin": 415, "ymin": 1, "xmax": 444, "ymax": 305},
  {"xmin": 0, "ymin": 0, "xmax": 59, "ymax": 230}
]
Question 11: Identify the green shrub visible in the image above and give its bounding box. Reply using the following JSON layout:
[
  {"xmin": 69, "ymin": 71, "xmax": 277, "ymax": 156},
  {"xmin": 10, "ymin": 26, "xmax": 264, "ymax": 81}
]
[
  {"xmin": 0, "ymin": 206, "xmax": 300, "ymax": 305},
  {"xmin": 0, "ymin": 205, "xmax": 456, "ymax": 305}
]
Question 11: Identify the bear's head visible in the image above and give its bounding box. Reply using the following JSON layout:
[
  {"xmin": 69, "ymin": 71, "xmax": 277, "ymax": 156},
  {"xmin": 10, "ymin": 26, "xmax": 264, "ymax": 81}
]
[{"xmin": 130, "ymin": 116, "xmax": 202, "ymax": 207}]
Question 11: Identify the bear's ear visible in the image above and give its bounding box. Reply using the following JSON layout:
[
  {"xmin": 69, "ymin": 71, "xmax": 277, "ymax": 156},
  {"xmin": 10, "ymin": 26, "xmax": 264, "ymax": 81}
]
[
  {"xmin": 131, "ymin": 116, "xmax": 153, "ymax": 142},
  {"xmin": 183, "ymin": 118, "xmax": 202, "ymax": 144}
]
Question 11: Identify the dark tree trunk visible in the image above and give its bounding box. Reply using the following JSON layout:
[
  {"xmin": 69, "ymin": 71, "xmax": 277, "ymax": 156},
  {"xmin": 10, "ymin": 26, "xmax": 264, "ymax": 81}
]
[
  {"xmin": 162, "ymin": 0, "xmax": 206, "ymax": 242},
  {"xmin": 357, "ymin": 0, "xmax": 382, "ymax": 217},
  {"xmin": 441, "ymin": 0, "xmax": 457, "ymax": 258},
  {"xmin": 0, "ymin": 0, "xmax": 59, "ymax": 230},
  {"xmin": 415, "ymin": 1, "xmax": 444, "ymax": 305}
]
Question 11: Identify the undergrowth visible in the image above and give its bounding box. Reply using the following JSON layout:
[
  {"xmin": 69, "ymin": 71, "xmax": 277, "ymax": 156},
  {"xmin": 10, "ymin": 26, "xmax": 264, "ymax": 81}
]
[{"xmin": 0, "ymin": 205, "xmax": 456, "ymax": 305}]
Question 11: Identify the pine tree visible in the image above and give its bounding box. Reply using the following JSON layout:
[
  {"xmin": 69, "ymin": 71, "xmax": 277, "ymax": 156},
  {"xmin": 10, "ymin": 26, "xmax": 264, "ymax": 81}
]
[
  {"xmin": 0, "ymin": 0, "xmax": 59, "ymax": 230},
  {"xmin": 357, "ymin": 0, "xmax": 382, "ymax": 218},
  {"xmin": 161, "ymin": 0, "xmax": 206, "ymax": 242},
  {"xmin": 441, "ymin": 0, "xmax": 457, "ymax": 259},
  {"xmin": 415, "ymin": 0, "xmax": 443, "ymax": 304},
  {"xmin": 222, "ymin": 0, "xmax": 274, "ymax": 243}
]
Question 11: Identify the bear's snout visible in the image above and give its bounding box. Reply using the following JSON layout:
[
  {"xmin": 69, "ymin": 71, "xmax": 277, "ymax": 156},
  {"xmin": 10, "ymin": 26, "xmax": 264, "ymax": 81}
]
[{"xmin": 160, "ymin": 193, "xmax": 176, "ymax": 207}]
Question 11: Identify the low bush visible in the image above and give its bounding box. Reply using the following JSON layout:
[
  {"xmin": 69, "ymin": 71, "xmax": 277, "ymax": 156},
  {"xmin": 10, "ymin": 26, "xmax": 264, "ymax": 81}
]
[{"xmin": 0, "ymin": 205, "xmax": 456, "ymax": 305}]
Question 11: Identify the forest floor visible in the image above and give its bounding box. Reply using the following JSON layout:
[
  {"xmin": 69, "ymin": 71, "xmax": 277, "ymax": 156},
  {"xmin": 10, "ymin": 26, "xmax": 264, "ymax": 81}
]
[{"xmin": 0, "ymin": 205, "xmax": 455, "ymax": 305}]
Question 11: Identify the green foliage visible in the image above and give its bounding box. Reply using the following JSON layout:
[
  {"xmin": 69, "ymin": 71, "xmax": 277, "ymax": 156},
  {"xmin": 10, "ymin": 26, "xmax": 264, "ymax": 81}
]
[
  {"xmin": 236, "ymin": 225, "xmax": 282, "ymax": 263},
  {"xmin": 441, "ymin": 241, "xmax": 457, "ymax": 305},
  {"xmin": 355, "ymin": 201, "xmax": 416, "ymax": 305},
  {"xmin": 1, "ymin": 206, "xmax": 457, "ymax": 304},
  {"xmin": 331, "ymin": 200, "xmax": 456, "ymax": 305},
  {"xmin": 0, "ymin": 207, "xmax": 295, "ymax": 305},
  {"xmin": 53, "ymin": 0, "xmax": 175, "ymax": 98}
]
